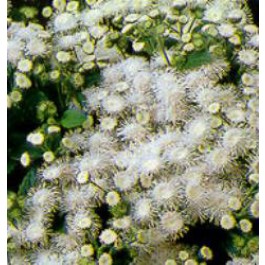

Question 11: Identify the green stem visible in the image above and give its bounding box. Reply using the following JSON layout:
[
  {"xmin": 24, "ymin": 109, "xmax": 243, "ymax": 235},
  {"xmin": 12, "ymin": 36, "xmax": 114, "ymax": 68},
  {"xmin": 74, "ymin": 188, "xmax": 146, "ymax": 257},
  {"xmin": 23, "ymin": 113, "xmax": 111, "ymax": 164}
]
[{"xmin": 157, "ymin": 37, "xmax": 171, "ymax": 66}]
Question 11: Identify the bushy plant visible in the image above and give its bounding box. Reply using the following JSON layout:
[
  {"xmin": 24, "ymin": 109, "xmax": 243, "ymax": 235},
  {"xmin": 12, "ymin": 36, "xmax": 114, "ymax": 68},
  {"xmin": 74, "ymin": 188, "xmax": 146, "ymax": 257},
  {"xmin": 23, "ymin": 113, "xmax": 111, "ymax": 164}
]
[{"xmin": 7, "ymin": 0, "xmax": 259, "ymax": 264}]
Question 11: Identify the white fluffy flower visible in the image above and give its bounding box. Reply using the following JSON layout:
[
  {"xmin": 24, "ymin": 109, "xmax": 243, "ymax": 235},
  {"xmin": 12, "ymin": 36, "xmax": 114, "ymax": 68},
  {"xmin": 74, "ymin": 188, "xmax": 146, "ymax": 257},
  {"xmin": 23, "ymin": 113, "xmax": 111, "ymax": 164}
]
[
  {"xmin": 222, "ymin": 128, "xmax": 252, "ymax": 154},
  {"xmin": 88, "ymin": 132, "xmax": 114, "ymax": 151},
  {"xmin": 26, "ymin": 38, "xmax": 48, "ymax": 56},
  {"xmin": 27, "ymin": 132, "xmax": 45, "ymax": 145},
  {"xmin": 154, "ymin": 72, "xmax": 185, "ymax": 104},
  {"xmin": 15, "ymin": 72, "xmax": 32, "ymax": 89},
  {"xmin": 42, "ymin": 164, "xmax": 63, "ymax": 181},
  {"xmin": 117, "ymin": 122, "xmax": 147, "ymax": 141},
  {"xmin": 17, "ymin": 59, "xmax": 33, "ymax": 72},
  {"xmin": 185, "ymin": 181, "xmax": 206, "ymax": 205},
  {"xmin": 120, "ymin": 57, "xmax": 149, "ymax": 80},
  {"xmin": 163, "ymin": 144, "xmax": 194, "ymax": 168},
  {"xmin": 76, "ymin": 171, "xmax": 89, "ymax": 184},
  {"xmin": 206, "ymin": 147, "xmax": 232, "ymax": 172},
  {"xmin": 25, "ymin": 222, "xmax": 45, "ymax": 243},
  {"xmin": 56, "ymin": 51, "xmax": 72, "ymax": 63},
  {"xmin": 99, "ymin": 229, "xmax": 117, "ymax": 244},
  {"xmin": 248, "ymin": 34, "xmax": 259, "ymax": 48},
  {"xmin": 79, "ymin": 152, "xmax": 110, "ymax": 174},
  {"xmin": 100, "ymin": 117, "xmax": 118, "ymax": 131},
  {"xmin": 113, "ymin": 216, "xmax": 131, "ymax": 229},
  {"xmin": 81, "ymin": 9, "xmax": 102, "ymax": 27},
  {"xmin": 58, "ymin": 35, "xmax": 78, "ymax": 49},
  {"xmin": 133, "ymin": 198, "xmax": 154, "ymax": 223},
  {"xmin": 151, "ymin": 181, "xmax": 178, "ymax": 206},
  {"xmin": 102, "ymin": 95, "xmax": 126, "ymax": 114},
  {"xmin": 73, "ymin": 212, "xmax": 92, "ymax": 230},
  {"xmin": 7, "ymin": 40, "xmax": 24, "ymax": 65},
  {"xmin": 33, "ymin": 250, "xmax": 62, "ymax": 265},
  {"xmin": 111, "ymin": 81, "xmax": 129, "ymax": 93},
  {"xmin": 228, "ymin": 197, "xmax": 242, "ymax": 211},
  {"xmin": 54, "ymin": 13, "xmax": 78, "ymax": 32},
  {"xmin": 160, "ymin": 211, "xmax": 184, "ymax": 235},
  {"xmin": 81, "ymin": 244, "xmax": 94, "ymax": 257},
  {"xmin": 106, "ymin": 191, "xmax": 120, "ymax": 206},
  {"xmin": 137, "ymin": 152, "xmax": 164, "ymax": 175},
  {"xmin": 114, "ymin": 171, "xmax": 136, "ymax": 191},
  {"xmin": 185, "ymin": 117, "xmax": 210, "ymax": 145},
  {"xmin": 203, "ymin": 4, "xmax": 225, "ymax": 23},
  {"xmin": 99, "ymin": 253, "xmax": 113, "ymax": 265},
  {"xmin": 132, "ymin": 71, "xmax": 152, "ymax": 93},
  {"xmin": 220, "ymin": 214, "xmax": 236, "ymax": 230},
  {"xmin": 238, "ymin": 50, "xmax": 258, "ymax": 66},
  {"xmin": 218, "ymin": 24, "xmax": 236, "ymax": 38},
  {"xmin": 250, "ymin": 200, "xmax": 259, "ymax": 218},
  {"xmin": 226, "ymin": 108, "xmax": 246, "ymax": 123},
  {"xmin": 103, "ymin": 65, "xmax": 124, "ymax": 84},
  {"xmin": 29, "ymin": 188, "xmax": 58, "ymax": 210}
]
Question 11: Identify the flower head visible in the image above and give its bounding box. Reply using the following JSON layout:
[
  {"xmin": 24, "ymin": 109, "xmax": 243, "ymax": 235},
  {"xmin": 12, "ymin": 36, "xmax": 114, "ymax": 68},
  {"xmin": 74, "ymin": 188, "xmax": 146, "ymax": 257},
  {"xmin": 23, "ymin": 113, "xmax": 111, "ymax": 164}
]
[{"xmin": 99, "ymin": 229, "xmax": 117, "ymax": 245}]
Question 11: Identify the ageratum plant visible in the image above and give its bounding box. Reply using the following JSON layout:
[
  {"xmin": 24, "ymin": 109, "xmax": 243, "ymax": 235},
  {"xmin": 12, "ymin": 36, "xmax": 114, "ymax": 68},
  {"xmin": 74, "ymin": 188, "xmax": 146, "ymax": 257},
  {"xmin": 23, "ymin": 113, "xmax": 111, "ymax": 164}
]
[{"xmin": 7, "ymin": 0, "xmax": 259, "ymax": 265}]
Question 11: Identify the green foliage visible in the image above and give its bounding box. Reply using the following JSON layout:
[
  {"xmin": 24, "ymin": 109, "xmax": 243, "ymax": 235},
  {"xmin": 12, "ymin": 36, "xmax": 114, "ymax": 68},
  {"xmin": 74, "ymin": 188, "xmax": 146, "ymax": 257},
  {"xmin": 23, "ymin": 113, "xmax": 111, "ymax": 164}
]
[
  {"xmin": 110, "ymin": 202, "xmax": 130, "ymax": 218},
  {"xmin": 180, "ymin": 50, "xmax": 213, "ymax": 70},
  {"xmin": 61, "ymin": 109, "xmax": 87, "ymax": 129},
  {"xmin": 17, "ymin": 167, "xmax": 37, "ymax": 196},
  {"xmin": 227, "ymin": 233, "xmax": 259, "ymax": 258}
]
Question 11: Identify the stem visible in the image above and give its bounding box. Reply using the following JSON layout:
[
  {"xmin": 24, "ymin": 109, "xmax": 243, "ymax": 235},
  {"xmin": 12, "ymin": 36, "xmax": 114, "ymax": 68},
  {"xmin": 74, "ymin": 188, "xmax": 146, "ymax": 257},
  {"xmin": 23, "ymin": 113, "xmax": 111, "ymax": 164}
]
[
  {"xmin": 182, "ymin": 17, "xmax": 196, "ymax": 35},
  {"xmin": 157, "ymin": 37, "xmax": 171, "ymax": 66}
]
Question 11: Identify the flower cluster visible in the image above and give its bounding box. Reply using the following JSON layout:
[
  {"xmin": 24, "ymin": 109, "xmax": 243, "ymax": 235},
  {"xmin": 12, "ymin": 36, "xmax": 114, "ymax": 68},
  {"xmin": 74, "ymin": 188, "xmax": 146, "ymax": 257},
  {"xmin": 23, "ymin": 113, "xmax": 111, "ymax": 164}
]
[{"xmin": 7, "ymin": 0, "xmax": 258, "ymax": 264}]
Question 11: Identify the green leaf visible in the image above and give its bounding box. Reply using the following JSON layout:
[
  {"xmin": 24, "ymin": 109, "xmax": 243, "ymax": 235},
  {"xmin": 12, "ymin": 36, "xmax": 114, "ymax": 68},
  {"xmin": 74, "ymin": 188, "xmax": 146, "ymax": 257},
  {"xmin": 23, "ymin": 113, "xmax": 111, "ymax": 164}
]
[
  {"xmin": 28, "ymin": 146, "xmax": 43, "ymax": 159},
  {"xmin": 60, "ymin": 109, "xmax": 87, "ymax": 129},
  {"xmin": 18, "ymin": 168, "xmax": 37, "ymax": 196},
  {"xmin": 181, "ymin": 50, "xmax": 213, "ymax": 70}
]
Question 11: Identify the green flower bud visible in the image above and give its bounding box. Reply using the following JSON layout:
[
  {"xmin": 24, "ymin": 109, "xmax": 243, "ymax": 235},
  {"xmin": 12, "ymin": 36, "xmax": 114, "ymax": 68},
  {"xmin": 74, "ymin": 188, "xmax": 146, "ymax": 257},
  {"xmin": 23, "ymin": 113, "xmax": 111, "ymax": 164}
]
[
  {"xmin": 34, "ymin": 64, "xmax": 45, "ymax": 75},
  {"xmin": 148, "ymin": 9, "xmax": 160, "ymax": 18},
  {"xmin": 50, "ymin": 70, "xmax": 60, "ymax": 80},
  {"xmin": 20, "ymin": 7, "xmax": 38, "ymax": 19},
  {"xmin": 83, "ymin": 41, "xmax": 94, "ymax": 54},
  {"xmin": 42, "ymin": 6, "xmax": 53, "ymax": 18},
  {"xmin": 122, "ymin": 24, "xmax": 134, "ymax": 34},
  {"xmin": 72, "ymin": 73, "xmax": 85, "ymax": 87},
  {"xmin": 125, "ymin": 14, "xmax": 140, "ymax": 23},
  {"xmin": 83, "ymin": 61, "xmax": 96, "ymax": 71},
  {"xmin": 133, "ymin": 41, "xmax": 146, "ymax": 52},
  {"xmin": 247, "ymin": 237, "xmax": 259, "ymax": 254},
  {"xmin": 10, "ymin": 90, "xmax": 22, "ymax": 103},
  {"xmin": 179, "ymin": 15, "xmax": 188, "ymax": 24}
]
